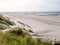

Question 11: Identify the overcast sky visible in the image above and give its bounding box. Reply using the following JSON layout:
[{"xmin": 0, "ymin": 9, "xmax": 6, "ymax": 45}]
[{"xmin": 0, "ymin": 0, "xmax": 60, "ymax": 12}]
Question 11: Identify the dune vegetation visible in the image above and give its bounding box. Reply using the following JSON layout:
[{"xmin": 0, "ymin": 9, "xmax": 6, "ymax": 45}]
[
  {"xmin": 0, "ymin": 15, "xmax": 15, "ymax": 30},
  {"xmin": 0, "ymin": 27, "xmax": 52, "ymax": 45},
  {"xmin": 0, "ymin": 15, "xmax": 52, "ymax": 45}
]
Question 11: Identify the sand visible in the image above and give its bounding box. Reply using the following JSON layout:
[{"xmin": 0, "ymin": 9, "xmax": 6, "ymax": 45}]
[{"xmin": 1, "ymin": 13, "xmax": 60, "ymax": 41}]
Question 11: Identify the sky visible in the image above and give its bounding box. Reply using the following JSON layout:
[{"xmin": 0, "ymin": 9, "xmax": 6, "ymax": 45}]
[{"xmin": 0, "ymin": 0, "xmax": 60, "ymax": 12}]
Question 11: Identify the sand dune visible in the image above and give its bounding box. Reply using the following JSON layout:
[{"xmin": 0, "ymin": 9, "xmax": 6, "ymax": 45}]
[{"xmin": 1, "ymin": 13, "xmax": 60, "ymax": 41}]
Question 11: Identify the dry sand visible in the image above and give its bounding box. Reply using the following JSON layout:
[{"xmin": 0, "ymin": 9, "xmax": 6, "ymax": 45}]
[{"xmin": 2, "ymin": 13, "xmax": 60, "ymax": 41}]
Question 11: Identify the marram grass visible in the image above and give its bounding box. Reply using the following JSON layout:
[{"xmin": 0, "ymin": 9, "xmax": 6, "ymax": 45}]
[
  {"xmin": 0, "ymin": 27, "xmax": 52, "ymax": 45},
  {"xmin": 0, "ymin": 15, "xmax": 15, "ymax": 30}
]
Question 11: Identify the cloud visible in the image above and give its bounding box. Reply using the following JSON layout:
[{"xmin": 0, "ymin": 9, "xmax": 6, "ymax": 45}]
[{"xmin": 0, "ymin": 0, "xmax": 60, "ymax": 12}]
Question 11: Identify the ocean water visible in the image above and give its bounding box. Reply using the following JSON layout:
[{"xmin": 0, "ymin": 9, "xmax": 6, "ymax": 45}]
[
  {"xmin": 26, "ymin": 12, "xmax": 60, "ymax": 18},
  {"xmin": 1, "ymin": 12, "xmax": 60, "ymax": 17},
  {"xmin": 14, "ymin": 12, "xmax": 60, "ymax": 18},
  {"xmin": 28, "ymin": 12, "xmax": 60, "ymax": 19},
  {"xmin": 19, "ymin": 12, "xmax": 60, "ymax": 19}
]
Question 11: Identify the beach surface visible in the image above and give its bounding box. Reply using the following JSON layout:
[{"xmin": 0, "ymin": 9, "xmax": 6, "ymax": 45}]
[{"xmin": 1, "ymin": 13, "xmax": 60, "ymax": 41}]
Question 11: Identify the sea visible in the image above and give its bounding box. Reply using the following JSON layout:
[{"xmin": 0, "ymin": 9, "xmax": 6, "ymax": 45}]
[
  {"xmin": 23, "ymin": 12, "xmax": 60, "ymax": 18},
  {"xmin": 1, "ymin": 12, "xmax": 60, "ymax": 18}
]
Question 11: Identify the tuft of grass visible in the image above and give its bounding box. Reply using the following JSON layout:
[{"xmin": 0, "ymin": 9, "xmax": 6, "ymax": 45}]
[
  {"xmin": 0, "ymin": 15, "xmax": 15, "ymax": 30},
  {"xmin": 0, "ymin": 24, "xmax": 10, "ymax": 30},
  {"xmin": 28, "ymin": 29, "xmax": 34, "ymax": 33}
]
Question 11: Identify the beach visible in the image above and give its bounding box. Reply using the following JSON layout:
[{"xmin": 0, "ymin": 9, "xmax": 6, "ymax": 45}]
[{"xmin": 1, "ymin": 13, "xmax": 60, "ymax": 41}]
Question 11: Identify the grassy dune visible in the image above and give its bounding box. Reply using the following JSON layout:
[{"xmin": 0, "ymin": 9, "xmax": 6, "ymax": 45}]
[
  {"xmin": 0, "ymin": 15, "xmax": 52, "ymax": 45},
  {"xmin": 0, "ymin": 27, "xmax": 52, "ymax": 45}
]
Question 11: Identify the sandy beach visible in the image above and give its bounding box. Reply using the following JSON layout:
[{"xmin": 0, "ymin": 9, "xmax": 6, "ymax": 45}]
[{"xmin": 1, "ymin": 13, "xmax": 60, "ymax": 41}]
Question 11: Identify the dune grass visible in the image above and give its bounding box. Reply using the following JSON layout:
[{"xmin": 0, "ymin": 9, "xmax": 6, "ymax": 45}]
[
  {"xmin": 0, "ymin": 15, "xmax": 15, "ymax": 30},
  {"xmin": 0, "ymin": 27, "xmax": 52, "ymax": 45}
]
